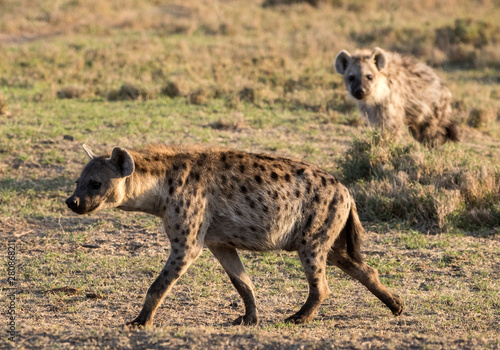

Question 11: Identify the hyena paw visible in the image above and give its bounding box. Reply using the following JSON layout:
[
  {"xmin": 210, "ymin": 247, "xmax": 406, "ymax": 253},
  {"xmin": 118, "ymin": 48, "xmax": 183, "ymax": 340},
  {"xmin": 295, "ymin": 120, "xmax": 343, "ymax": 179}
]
[
  {"xmin": 391, "ymin": 294, "xmax": 404, "ymax": 316},
  {"xmin": 232, "ymin": 314, "xmax": 259, "ymax": 326},
  {"xmin": 125, "ymin": 318, "xmax": 152, "ymax": 329},
  {"xmin": 285, "ymin": 313, "xmax": 313, "ymax": 324}
]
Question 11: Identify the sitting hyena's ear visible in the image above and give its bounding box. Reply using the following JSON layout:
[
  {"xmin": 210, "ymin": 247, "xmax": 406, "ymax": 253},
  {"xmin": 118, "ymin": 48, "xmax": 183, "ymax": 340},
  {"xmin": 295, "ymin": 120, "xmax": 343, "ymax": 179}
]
[
  {"xmin": 334, "ymin": 50, "xmax": 352, "ymax": 75},
  {"xmin": 108, "ymin": 147, "xmax": 135, "ymax": 177},
  {"xmin": 371, "ymin": 47, "xmax": 387, "ymax": 71},
  {"xmin": 82, "ymin": 144, "xmax": 97, "ymax": 160}
]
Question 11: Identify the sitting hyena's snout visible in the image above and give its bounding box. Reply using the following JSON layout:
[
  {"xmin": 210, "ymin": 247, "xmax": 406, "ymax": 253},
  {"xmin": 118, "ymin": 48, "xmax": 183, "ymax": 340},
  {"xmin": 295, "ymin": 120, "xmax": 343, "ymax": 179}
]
[{"xmin": 352, "ymin": 87, "xmax": 365, "ymax": 100}]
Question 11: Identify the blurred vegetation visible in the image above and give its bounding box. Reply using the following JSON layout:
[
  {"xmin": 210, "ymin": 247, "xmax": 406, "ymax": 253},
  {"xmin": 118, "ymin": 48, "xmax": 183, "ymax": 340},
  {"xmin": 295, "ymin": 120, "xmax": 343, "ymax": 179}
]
[{"xmin": 340, "ymin": 132, "xmax": 500, "ymax": 233}]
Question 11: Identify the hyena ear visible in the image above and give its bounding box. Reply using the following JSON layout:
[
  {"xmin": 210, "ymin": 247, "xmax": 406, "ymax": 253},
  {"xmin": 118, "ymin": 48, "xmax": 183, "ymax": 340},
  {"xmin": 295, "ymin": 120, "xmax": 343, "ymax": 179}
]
[
  {"xmin": 82, "ymin": 144, "xmax": 97, "ymax": 160},
  {"xmin": 334, "ymin": 50, "xmax": 352, "ymax": 75},
  {"xmin": 371, "ymin": 47, "xmax": 387, "ymax": 71},
  {"xmin": 108, "ymin": 147, "xmax": 135, "ymax": 177}
]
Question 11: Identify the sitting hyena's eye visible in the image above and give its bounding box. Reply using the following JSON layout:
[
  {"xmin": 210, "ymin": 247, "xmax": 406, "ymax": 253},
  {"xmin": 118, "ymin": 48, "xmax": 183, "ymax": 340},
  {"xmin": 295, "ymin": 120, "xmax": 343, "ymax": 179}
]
[
  {"xmin": 348, "ymin": 75, "xmax": 355, "ymax": 82},
  {"xmin": 366, "ymin": 74, "xmax": 373, "ymax": 81},
  {"xmin": 89, "ymin": 180, "xmax": 101, "ymax": 190}
]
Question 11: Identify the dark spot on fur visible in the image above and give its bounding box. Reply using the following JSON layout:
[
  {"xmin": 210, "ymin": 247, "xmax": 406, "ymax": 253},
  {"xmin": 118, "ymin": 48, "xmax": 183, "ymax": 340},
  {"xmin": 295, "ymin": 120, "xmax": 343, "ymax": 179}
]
[
  {"xmin": 254, "ymin": 175, "xmax": 262, "ymax": 184},
  {"xmin": 256, "ymin": 154, "xmax": 274, "ymax": 161},
  {"xmin": 173, "ymin": 238, "xmax": 179, "ymax": 243},
  {"xmin": 197, "ymin": 153, "xmax": 207, "ymax": 166},
  {"xmin": 221, "ymin": 175, "xmax": 227, "ymax": 184},
  {"xmin": 247, "ymin": 198, "xmax": 256, "ymax": 208},
  {"xmin": 175, "ymin": 206, "xmax": 180, "ymax": 214},
  {"xmin": 250, "ymin": 226, "xmax": 256, "ymax": 232},
  {"xmin": 239, "ymin": 164, "xmax": 245, "ymax": 173},
  {"xmin": 271, "ymin": 172, "xmax": 279, "ymax": 180},
  {"xmin": 305, "ymin": 258, "xmax": 310, "ymax": 264},
  {"xmin": 173, "ymin": 164, "xmax": 179, "ymax": 171},
  {"xmin": 169, "ymin": 186, "xmax": 174, "ymax": 195},
  {"xmin": 321, "ymin": 176, "xmax": 327, "ymax": 186},
  {"xmin": 178, "ymin": 179, "xmax": 184, "ymax": 187},
  {"xmin": 295, "ymin": 190, "xmax": 301, "ymax": 198},
  {"xmin": 235, "ymin": 209, "xmax": 242, "ymax": 216},
  {"xmin": 191, "ymin": 172, "xmax": 200, "ymax": 181},
  {"xmin": 240, "ymin": 185, "xmax": 248, "ymax": 194},
  {"xmin": 174, "ymin": 224, "xmax": 180, "ymax": 230},
  {"xmin": 259, "ymin": 165, "xmax": 266, "ymax": 172},
  {"xmin": 301, "ymin": 239, "xmax": 306, "ymax": 245},
  {"xmin": 262, "ymin": 205, "xmax": 268, "ymax": 213},
  {"xmin": 296, "ymin": 168, "xmax": 305, "ymax": 176},
  {"xmin": 284, "ymin": 174, "xmax": 291, "ymax": 182},
  {"xmin": 305, "ymin": 215, "xmax": 314, "ymax": 231}
]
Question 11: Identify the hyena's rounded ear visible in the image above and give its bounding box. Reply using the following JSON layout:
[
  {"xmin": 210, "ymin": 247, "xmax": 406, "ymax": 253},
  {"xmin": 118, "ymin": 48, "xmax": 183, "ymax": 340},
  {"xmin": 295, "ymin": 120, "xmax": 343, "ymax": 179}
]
[
  {"xmin": 108, "ymin": 147, "xmax": 135, "ymax": 177},
  {"xmin": 334, "ymin": 50, "xmax": 352, "ymax": 75},
  {"xmin": 82, "ymin": 144, "xmax": 97, "ymax": 160},
  {"xmin": 371, "ymin": 47, "xmax": 387, "ymax": 71}
]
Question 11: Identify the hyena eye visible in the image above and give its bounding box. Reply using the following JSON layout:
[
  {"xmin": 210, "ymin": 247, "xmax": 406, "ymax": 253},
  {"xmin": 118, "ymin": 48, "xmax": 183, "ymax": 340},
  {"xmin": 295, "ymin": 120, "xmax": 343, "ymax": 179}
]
[
  {"xmin": 89, "ymin": 180, "xmax": 101, "ymax": 190},
  {"xmin": 366, "ymin": 74, "xmax": 373, "ymax": 81},
  {"xmin": 348, "ymin": 75, "xmax": 355, "ymax": 82}
]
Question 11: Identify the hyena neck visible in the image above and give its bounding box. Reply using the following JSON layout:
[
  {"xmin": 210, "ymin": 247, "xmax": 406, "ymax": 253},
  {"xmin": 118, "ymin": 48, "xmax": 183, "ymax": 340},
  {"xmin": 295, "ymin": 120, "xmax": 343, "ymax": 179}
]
[
  {"xmin": 117, "ymin": 173, "xmax": 164, "ymax": 216},
  {"xmin": 116, "ymin": 150, "xmax": 173, "ymax": 216}
]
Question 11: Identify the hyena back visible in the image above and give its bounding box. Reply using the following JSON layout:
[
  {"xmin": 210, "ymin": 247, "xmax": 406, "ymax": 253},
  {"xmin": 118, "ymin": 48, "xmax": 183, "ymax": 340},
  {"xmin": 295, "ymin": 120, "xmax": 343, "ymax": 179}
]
[
  {"xmin": 66, "ymin": 144, "xmax": 403, "ymax": 327},
  {"xmin": 335, "ymin": 47, "xmax": 459, "ymax": 145}
]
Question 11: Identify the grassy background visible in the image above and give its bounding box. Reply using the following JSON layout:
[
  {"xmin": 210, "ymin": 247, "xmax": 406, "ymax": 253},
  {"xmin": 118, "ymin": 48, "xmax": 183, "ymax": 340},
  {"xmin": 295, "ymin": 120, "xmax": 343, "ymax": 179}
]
[{"xmin": 1, "ymin": 0, "xmax": 499, "ymax": 349}]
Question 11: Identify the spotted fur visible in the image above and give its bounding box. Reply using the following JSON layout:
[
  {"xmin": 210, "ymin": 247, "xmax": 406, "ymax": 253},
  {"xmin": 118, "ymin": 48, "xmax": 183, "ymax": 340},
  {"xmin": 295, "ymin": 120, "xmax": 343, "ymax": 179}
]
[
  {"xmin": 66, "ymin": 144, "xmax": 403, "ymax": 327},
  {"xmin": 335, "ymin": 47, "xmax": 459, "ymax": 145}
]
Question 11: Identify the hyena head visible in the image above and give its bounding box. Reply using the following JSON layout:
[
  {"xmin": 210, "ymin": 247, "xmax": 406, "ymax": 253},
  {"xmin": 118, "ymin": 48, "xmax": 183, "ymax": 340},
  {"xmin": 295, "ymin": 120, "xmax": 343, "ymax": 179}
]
[
  {"xmin": 65, "ymin": 145, "xmax": 134, "ymax": 215},
  {"xmin": 335, "ymin": 47, "xmax": 387, "ymax": 101}
]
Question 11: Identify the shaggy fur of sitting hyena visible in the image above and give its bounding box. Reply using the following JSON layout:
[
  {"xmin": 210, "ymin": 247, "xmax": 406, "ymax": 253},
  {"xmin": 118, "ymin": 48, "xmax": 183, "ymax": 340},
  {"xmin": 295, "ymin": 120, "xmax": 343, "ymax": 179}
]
[
  {"xmin": 66, "ymin": 144, "xmax": 403, "ymax": 327},
  {"xmin": 335, "ymin": 47, "xmax": 459, "ymax": 145}
]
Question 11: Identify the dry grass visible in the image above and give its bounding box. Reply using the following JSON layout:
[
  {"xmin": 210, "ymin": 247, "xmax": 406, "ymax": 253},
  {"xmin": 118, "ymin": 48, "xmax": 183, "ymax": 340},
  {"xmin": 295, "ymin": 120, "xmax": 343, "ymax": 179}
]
[{"xmin": 340, "ymin": 132, "xmax": 500, "ymax": 232}]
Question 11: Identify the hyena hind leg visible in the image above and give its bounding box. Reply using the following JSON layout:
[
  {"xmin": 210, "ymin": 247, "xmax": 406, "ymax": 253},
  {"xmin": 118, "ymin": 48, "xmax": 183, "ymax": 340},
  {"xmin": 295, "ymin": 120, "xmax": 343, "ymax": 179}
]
[
  {"xmin": 207, "ymin": 244, "xmax": 259, "ymax": 325},
  {"xmin": 285, "ymin": 248, "xmax": 330, "ymax": 324},
  {"xmin": 327, "ymin": 249, "xmax": 403, "ymax": 316}
]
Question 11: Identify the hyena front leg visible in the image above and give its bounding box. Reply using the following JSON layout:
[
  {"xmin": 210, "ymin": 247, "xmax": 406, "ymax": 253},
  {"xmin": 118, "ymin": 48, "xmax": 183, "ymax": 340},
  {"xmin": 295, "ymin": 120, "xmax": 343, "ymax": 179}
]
[
  {"xmin": 207, "ymin": 244, "xmax": 258, "ymax": 325},
  {"xmin": 126, "ymin": 239, "xmax": 204, "ymax": 328}
]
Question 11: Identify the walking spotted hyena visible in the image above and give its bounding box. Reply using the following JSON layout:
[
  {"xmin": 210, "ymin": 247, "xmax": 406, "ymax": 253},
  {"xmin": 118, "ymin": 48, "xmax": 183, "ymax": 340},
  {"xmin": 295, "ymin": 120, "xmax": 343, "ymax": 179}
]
[
  {"xmin": 65, "ymin": 144, "xmax": 403, "ymax": 327},
  {"xmin": 335, "ymin": 47, "xmax": 459, "ymax": 145}
]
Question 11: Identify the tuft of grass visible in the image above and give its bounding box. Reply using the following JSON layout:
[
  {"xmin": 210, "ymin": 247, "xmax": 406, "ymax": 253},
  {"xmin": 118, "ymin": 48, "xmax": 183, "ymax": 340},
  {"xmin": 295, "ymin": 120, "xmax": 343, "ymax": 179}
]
[{"xmin": 340, "ymin": 131, "xmax": 500, "ymax": 232}]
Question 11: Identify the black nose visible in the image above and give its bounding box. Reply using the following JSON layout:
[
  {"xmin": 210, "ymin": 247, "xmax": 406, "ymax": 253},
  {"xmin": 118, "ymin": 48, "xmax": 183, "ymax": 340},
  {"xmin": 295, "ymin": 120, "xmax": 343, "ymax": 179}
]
[
  {"xmin": 353, "ymin": 89, "xmax": 365, "ymax": 99},
  {"xmin": 65, "ymin": 197, "xmax": 79, "ymax": 209}
]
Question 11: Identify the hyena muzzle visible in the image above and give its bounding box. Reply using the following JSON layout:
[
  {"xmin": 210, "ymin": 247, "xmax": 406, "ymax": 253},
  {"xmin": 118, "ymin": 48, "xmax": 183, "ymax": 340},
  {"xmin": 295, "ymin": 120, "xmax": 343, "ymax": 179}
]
[{"xmin": 66, "ymin": 144, "xmax": 403, "ymax": 327}]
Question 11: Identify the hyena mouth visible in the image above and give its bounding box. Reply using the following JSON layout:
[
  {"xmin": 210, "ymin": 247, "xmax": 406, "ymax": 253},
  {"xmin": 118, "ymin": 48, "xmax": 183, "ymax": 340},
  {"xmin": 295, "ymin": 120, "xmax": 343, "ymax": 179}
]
[{"xmin": 65, "ymin": 198, "xmax": 100, "ymax": 215}]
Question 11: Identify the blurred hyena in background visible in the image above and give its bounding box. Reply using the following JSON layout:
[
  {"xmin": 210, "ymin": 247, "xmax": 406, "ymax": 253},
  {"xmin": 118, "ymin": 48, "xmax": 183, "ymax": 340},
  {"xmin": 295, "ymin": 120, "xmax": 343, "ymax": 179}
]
[{"xmin": 335, "ymin": 47, "xmax": 459, "ymax": 146}]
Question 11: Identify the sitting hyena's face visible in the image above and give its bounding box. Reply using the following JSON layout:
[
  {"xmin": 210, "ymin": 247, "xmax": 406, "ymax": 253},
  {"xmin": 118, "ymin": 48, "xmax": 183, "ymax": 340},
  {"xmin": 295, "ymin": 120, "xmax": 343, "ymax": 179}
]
[
  {"xmin": 334, "ymin": 47, "xmax": 387, "ymax": 101},
  {"xmin": 66, "ymin": 145, "xmax": 134, "ymax": 215}
]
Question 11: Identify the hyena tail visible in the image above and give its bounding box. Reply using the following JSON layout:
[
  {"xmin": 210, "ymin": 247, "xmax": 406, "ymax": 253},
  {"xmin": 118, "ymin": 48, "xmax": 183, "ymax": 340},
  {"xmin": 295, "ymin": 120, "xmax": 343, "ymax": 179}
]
[
  {"xmin": 339, "ymin": 197, "xmax": 364, "ymax": 263},
  {"xmin": 445, "ymin": 122, "xmax": 459, "ymax": 142}
]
